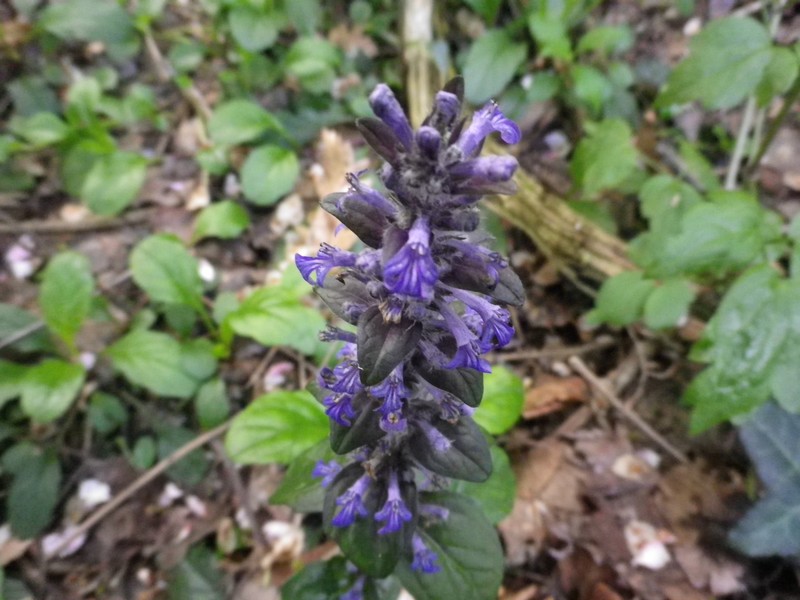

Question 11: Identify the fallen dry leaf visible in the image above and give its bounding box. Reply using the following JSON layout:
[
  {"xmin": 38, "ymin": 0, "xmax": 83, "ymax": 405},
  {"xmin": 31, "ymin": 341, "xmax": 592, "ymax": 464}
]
[{"xmin": 523, "ymin": 375, "xmax": 588, "ymax": 419}]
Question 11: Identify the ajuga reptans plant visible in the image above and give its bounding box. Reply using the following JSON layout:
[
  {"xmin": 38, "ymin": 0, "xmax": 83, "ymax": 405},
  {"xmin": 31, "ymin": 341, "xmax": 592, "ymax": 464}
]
[{"xmin": 295, "ymin": 77, "xmax": 523, "ymax": 595}]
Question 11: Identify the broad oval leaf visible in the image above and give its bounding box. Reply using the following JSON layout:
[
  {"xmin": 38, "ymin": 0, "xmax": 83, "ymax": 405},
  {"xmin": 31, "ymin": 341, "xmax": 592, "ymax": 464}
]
[
  {"xmin": 357, "ymin": 306, "xmax": 422, "ymax": 386},
  {"xmin": 241, "ymin": 144, "xmax": 299, "ymax": 206},
  {"xmin": 414, "ymin": 359, "xmax": 483, "ymax": 408},
  {"xmin": 106, "ymin": 329, "xmax": 212, "ymax": 399},
  {"xmin": 228, "ymin": 4, "xmax": 280, "ymax": 52},
  {"xmin": 451, "ymin": 445, "xmax": 516, "ymax": 524},
  {"xmin": 3, "ymin": 443, "xmax": 62, "ymax": 539},
  {"xmin": 130, "ymin": 234, "xmax": 205, "ymax": 312},
  {"xmin": 20, "ymin": 359, "xmax": 86, "ymax": 423},
  {"xmin": 409, "ymin": 416, "xmax": 492, "ymax": 482},
  {"xmin": 271, "ymin": 438, "xmax": 342, "ymax": 513},
  {"xmin": 330, "ymin": 392, "xmax": 385, "ymax": 454},
  {"xmin": 463, "ymin": 30, "xmax": 527, "ymax": 104},
  {"xmin": 208, "ymin": 100, "xmax": 283, "ymax": 147},
  {"xmin": 730, "ymin": 402, "xmax": 800, "ymax": 556},
  {"xmin": 657, "ymin": 17, "xmax": 773, "ymax": 110},
  {"xmin": 395, "ymin": 491, "xmax": 504, "ymax": 600},
  {"xmin": 474, "ymin": 365, "xmax": 523, "ymax": 435},
  {"xmin": 225, "ymin": 390, "xmax": 328, "ymax": 464},
  {"xmin": 192, "ymin": 200, "xmax": 251, "ymax": 242},
  {"xmin": 224, "ymin": 286, "xmax": 327, "ymax": 355},
  {"xmin": 81, "ymin": 151, "xmax": 148, "ymax": 216},
  {"xmin": 39, "ymin": 251, "xmax": 94, "ymax": 349}
]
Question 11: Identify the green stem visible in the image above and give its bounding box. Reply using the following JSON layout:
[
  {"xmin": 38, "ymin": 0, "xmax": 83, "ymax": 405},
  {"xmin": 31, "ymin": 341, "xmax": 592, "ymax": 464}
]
[{"xmin": 746, "ymin": 73, "xmax": 800, "ymax": 175}]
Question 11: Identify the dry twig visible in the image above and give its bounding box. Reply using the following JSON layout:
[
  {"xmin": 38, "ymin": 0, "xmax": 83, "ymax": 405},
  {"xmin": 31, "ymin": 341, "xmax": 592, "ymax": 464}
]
[
  {"xmin": 568, "ymin": 356, "xmax": 689, "ymax": 463},
  {"xmin": 51, "ymin": 421, "xmax": 231, "ymax": 558}
]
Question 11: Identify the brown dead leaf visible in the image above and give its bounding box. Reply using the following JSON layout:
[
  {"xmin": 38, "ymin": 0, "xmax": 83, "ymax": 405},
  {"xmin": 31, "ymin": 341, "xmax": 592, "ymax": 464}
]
[
  {"xmin": 0, "ymin": 536, "xmax": 32, "ymax": 566},
  {"xmin": 306, "ymin": 129, "xmax": 366, "ymax": 250},
  {"xmin": 673, "ymin": 544, "xmax": 745, "ymax": 596},
  {"xmin": 524, "ymin": 375, "xmax": 588, "ymax": 419},
  {"xmin": 500, "ymin": 441, "xmax": 585, "ymax": 565}
]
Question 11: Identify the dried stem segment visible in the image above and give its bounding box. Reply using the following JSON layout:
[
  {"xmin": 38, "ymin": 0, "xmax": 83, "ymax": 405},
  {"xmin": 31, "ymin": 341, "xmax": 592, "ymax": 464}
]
[{"xmin": 485, "ymin": 139, "xmax": 635, "ymax": 284}]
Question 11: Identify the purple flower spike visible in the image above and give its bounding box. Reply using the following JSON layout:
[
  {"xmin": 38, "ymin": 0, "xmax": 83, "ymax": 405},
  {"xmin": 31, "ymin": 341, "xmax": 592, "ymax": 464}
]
[
  {"xmin": 416, "ymin": 126, "xmax": 441, "ymax": 158},
  {"xmin": 411, "ymin": 534, "xmax": 441, "ymax": 574},
  {"xmin": 324, "ymin": 393, "xmax": 357, "ymax": 427},
  {"xmin": 295, "ymin": 243, "xmax": 357, "ymax": 285},
  {"xmin": 331, "ymin": 360, "xmax": 363, "ymax": 394},
  {"xmin": 450, "ymin": 288, "xmax": 515, "ymax": 351},
  {"xmin": 432, "ymin": 91, "xmax": 460, "ymax": 128},
  {"xmin": 369, "ymin": 84, "xmax": 414, "ymax": 150},
  {"xmin": 449, "ymin": 156, "xmax": 519, "ymax": 184},
  {"xmin": 370, "ymin": 365, "xmax": 408, "ymax": 413},
  {"xmin": 457, "ymin": 101, "xmax": 521, "ymax": 157},
  {"xmin": 375, "ymin": 471, "xmax": 413, "ymax": 534},
  {"xmin": 383, "ymin": 217, "xmax": 439, "ymax": 300},
  {"xmin": 312, "ymin": 460, "xmax": 342, "ymax": 488},
  {"xmin": 340, "ymin": 576, "xmax": 365, "ymax": 600},
  {"xmin": 379, "ymin": 410, "xmax": 408, "ymax": 433},
  {"xmin": 332, "ymin": 475, "xmax": 371, "ymax": 527},
  {"xmin": 440, "ymin": 303, "xmax": 492, "ymax": 372}
]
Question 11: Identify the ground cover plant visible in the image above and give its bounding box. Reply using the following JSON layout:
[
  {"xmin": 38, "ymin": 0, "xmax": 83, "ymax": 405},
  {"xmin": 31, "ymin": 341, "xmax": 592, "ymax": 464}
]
[{"xmin": 1, "ymin": 0, "xmax": 800, "ymax": 598}]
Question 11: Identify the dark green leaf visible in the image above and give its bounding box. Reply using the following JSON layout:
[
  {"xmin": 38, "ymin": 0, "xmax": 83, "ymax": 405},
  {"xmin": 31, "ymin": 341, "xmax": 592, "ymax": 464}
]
[
  {"xmin": 167, "ymin": 544, "xmax": 225, "ymax": 600},
  {"xmin": 463, "ymin": 30, "xmax": 527, "ymax": 104},
  {"xmin": 414, "ymin": 360, "xmax": 483, "ymax": 408},
  {"xmin": 0, "ymin": 361, "xmax": 28, "ymax": 409},
  {"xmin": 3, "ymin": 444, "xmax": 61, "ymax": 539},
  {"xmin": 409, "ymin": 416, "xmax": 492, "ymax": 482},
  {"xmin": 241, "ymin": 144, "xmax": 299, "ymax": 206},
  {"xmin": 39, "ymin": 251, "xmax": 94, "ymax": 348},
  {"xmin": 20, "ymin": 360, "xmax": 85, "ymax": 423},
  {"xmin": 130, "ymin": 234, "xmax": 205, "ymax": 312},
  {"xmin": 81, "ymin": 151, "xmax": 148, "ymax": 216},
  {"xmin": 157, "ymin": 425, "xmax": 210, "ymax": 485},
  {"xmin": 730, "ymin": 402, "xmax": 800, "ymax": 556},
  {"xmin": 395, "ymin": 491, "xmax": 503, "ymax": 600},
  {"xmin": 316, "ymin": 275, "xmax": 375, "ymax": 325},
  {"xmin": 195, "ymin": 377, "xmax": 229, "ymax": 430},
  {"xmin": 330, "ymin": 392, "xmax": 385, "ymax": 454},
  {"xmin": 131, "ymin": 435, "xmax": 156, "ymax": 469},
  {"xmin": 357, "ymin": 306, "xmax": 422, "ymax": 386},
  {"xmin": 225, "ymin": 390, "xmax": 328, "ymax": 464},
  {"xmin": 475, "ymin": 365, "xmax": 523, "ymax": 434},
  {"xmin": 451, "ymin": 445, "xmax": 515, "ymax": 524},
  {"xmin": 88, "ymin": 392, "xmax": 127, "ymax": 434},
  {"xmin": 208, "ymin": 100, "xmax": 284, "ymax": 146},
  {"xmin": 281, "ymin": 557, "xmax": 353, "ymax": 600}
]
